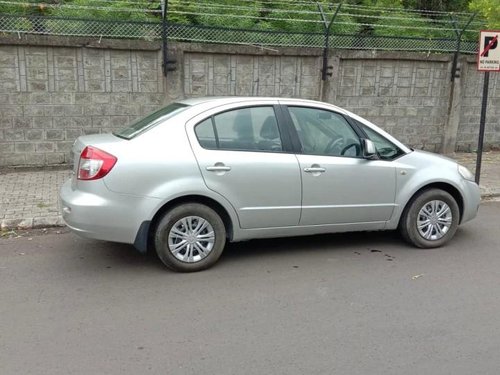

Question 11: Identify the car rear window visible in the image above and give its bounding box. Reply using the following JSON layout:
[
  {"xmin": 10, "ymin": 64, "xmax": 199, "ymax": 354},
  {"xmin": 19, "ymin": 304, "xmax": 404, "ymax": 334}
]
[
  {"xmin": 194, "ymin": 106, "xmax": 283, "ymax": 152},
  {"xmin": 113, "ymin": 103, "xmax": 189, "ymax": 140}
]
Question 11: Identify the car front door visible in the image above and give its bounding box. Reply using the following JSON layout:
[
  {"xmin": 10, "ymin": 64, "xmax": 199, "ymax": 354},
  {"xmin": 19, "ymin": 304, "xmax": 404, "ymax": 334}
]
[
  {"xmin": 283, "ymin": 105, "xmax": 397, "ymax": 226},
  {"xmin": 187, "ymin": 104, "xmax": 301, "ymax": 229}
]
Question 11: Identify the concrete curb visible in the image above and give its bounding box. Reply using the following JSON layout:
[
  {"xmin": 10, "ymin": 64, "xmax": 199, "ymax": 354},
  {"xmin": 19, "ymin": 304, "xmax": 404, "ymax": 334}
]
[
  {"xmin": 1, "ymin": 216, "xmax": 65, "ymax": 231},
  {"xmin": 481, "ymin": 193, "xmax": 500, "ymax": 201},
  {"xmin": 2, "ymin": 194, "xmax": 499, "ymax": 232}
]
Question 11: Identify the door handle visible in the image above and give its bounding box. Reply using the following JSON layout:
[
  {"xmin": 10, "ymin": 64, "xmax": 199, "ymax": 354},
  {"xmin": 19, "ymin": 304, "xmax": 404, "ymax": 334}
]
[
  {"xmin": 206, "ymin": 166, "xmax": 231, "ymax": 172},
  {"xmin": 304, "ymin": 167, "xmax": 326, "ymax": 173}
]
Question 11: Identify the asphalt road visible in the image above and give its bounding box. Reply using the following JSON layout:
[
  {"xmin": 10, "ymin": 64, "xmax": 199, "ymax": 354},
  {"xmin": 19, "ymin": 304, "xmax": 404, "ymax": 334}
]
[{"xmin": 1, "ymin": 202, "xmax": 499, "ymax": 375}]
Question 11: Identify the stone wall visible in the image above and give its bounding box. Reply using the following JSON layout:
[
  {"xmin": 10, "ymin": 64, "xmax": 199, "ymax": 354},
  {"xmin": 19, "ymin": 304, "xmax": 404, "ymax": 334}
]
[
  {"xmin": 0, "ymin": 35, "xmax": 498, "ymax": 167},
  {"xmin": 327, "ymin": 54, "xmax": 451, "ymax": 151},
  {"xmin": 457, "ymin": 59, "xmax": 500, "ymax": 152},
  {"xmin": 0, "ymin": 40, "xmax": 169, "ymax": 166},
  {"xmin": 183, "ymin": 52, "xmax": 321, "ymax": 99}
]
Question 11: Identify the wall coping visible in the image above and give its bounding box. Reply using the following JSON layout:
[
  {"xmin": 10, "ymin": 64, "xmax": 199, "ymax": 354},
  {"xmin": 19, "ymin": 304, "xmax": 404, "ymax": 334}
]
[
  {"xmin": 0, "ymin": 34, "xmax": 161, "ymax": 51},
  {"xmin": 0, "ymin": 34, "xmax": 453, "ymax": 62},
  {"xmin": 334, "ymin": 50, "xmax": 451, "ymax": 62}
]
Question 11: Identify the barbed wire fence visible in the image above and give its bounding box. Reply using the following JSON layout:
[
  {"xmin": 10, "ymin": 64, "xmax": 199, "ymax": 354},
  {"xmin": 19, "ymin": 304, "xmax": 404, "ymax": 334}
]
[{"xmin": 0, "ymin": 0, "xmax": 482, "ymax": 78}]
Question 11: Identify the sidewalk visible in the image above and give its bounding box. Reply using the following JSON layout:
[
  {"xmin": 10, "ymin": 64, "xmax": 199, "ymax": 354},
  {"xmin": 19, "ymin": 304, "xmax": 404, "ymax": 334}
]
[
  {"xmin": 0, "ymin": 168, "xmax": 70, "ymax": 230},
  {"xmin": 1, "ymin": 152, "xmax": 499, "ymax": 231}
]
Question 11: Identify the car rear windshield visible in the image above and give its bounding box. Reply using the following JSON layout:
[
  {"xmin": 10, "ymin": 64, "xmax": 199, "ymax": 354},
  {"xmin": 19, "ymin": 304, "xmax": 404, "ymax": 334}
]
[{"xmin": 113, "ymin": 103, "xmax": 189, "ymax": 140}]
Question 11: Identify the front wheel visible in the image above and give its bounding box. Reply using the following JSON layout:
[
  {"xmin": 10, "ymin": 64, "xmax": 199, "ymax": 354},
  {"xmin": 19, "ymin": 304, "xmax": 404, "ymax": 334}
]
[
  {"xmin": 400, "ymin": 189, "xmax": 460, "ymax": 248},
  {"xmin": 155, "ymin": 203, "xmax": 226, "ymax": 272}
]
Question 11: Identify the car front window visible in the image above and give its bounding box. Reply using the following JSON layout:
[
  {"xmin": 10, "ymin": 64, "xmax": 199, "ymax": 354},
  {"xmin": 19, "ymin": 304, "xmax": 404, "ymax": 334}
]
[
  {"xmin": 288, "ymin": 106, "xmax": 361, "ymax": 157},
  {"xmin": 355, "ymin": 120, "xmax": 404, "ymax": 160},
  {"xmin": 113, "ymin": 103, "xmax": 189, "ymax": 140}
]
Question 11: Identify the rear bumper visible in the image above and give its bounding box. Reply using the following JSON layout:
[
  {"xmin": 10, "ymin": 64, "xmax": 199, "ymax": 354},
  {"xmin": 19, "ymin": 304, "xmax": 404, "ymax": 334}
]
[{"xmin": 60, "ymin": 178, "xmax": 160, "ymax": 250}]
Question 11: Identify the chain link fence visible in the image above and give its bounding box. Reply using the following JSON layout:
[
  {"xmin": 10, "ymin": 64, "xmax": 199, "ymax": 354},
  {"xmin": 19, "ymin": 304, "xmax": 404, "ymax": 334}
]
[{"xmin": 0, "ymin": 13, "xmax": 479, "ymax": 54}]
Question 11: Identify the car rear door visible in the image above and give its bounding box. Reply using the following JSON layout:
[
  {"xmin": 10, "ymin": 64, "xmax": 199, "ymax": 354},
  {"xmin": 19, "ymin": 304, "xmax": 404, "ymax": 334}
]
[
  {"xmin": 281, "ymin": 104, "xmax": 397, "ymax": 226},
  {"xmin": 186, "ymin": 102, "xmax": 301, "ymax": 229}
]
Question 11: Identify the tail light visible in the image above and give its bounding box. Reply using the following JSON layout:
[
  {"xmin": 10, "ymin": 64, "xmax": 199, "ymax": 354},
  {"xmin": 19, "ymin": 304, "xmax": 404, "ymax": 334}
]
[{"xmin": 78, "ymin": 146, "xmax": 117, "ymax": 180}]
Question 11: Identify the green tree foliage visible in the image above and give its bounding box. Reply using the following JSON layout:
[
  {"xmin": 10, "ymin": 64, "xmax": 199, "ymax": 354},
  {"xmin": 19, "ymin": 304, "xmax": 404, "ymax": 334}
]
[
  {"xmin": 469, "ymin": 0, "xmax": 500, "ymax": 28},
  {"xmin": 403, "ymin": 0, "xmax": 469, "ymax": 13},
  {"xmin": 166, "ymin": 0, "xmax": 193, "ymax": 24},
  {"xmin": 49, "ymin": 0, "xmax": 158, "ymax": 21},
  {"xmin": 250, "ymin": 1, "xmax": 358, "ymax": 35},
  {"xmin": 192, "ymin": 0, "xmax": 258, "ymax": 30},
  {"xmin": 0, "ymin": 0, "xmax": 488, "ymax": 41},
  {"xmin": 343, "ymin": 0, "xmax": 457, "ymax": 38}
]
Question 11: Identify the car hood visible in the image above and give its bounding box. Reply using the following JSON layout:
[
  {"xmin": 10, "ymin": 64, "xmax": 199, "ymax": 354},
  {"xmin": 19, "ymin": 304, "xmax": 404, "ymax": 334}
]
[
  {"xmin": 395, "ymin": 149, "xmax": 462, "ymax": 189},
  {"xmin": 408, "ymin": 149, "xmax": 458, "ymax": 166}
]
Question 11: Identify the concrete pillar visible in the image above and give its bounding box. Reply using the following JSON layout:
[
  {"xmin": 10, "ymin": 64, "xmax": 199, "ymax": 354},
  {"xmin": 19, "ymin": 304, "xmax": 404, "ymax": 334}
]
[
  {"xmin": 165, "ymin": 47, "xmax": 184, "ymax": 102},
  {"xmin": 320, "ymin": 54, "xmax": 339, "ymax": 103},
  {"xmin": 442, "ymin": 59, "xmax": 463, "ymax": 154}
]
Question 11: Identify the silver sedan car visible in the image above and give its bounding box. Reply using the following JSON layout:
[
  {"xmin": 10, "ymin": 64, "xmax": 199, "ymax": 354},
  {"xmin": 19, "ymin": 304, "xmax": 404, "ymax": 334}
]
[{"xmin": 60, "ymin": 97, "xmax": 480, "ymax": 272}]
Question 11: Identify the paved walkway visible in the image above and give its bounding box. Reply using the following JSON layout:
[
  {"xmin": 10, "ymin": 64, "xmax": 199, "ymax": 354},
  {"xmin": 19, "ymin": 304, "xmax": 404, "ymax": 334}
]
[
  {"xmin": 0, "ymin": 168, "xmax": 70, "ymax": 230},
  {"xmin": 1, "ymin": 152, "xmax": 499, "ymax": 231}
]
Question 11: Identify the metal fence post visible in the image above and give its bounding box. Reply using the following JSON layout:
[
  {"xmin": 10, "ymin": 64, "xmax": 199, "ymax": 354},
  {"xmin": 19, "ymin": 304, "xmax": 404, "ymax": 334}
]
[
  {"xmin": 475, "ymin": 71, "xmax": 490, "ymax": 184},
  {"xmin": 161, "ymin": 0, "xmax": 169, "ymax": 77},
  {"xmin": 317, "ymin": 2, "xmax": 342, "ymax": 81},
  {"xmin": 450, "ymin": 13, "xmax": 476, "ymax": 81}
]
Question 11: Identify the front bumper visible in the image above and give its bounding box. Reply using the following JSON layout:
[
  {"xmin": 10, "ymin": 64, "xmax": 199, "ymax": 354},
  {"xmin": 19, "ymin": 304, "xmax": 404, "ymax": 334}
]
[{"xmin": 460, "ymin": 180, "xmax": 481, "ymax": 224}]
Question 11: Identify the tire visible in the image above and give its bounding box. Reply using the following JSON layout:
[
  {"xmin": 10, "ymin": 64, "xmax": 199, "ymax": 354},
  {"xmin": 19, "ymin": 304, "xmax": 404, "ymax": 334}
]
[
  {"xmin": 399, "ymin": 189, "xmax": 460, "ymax": 248},
  {"xmin": 154, "ymin": 203, "xmax": 226, "ymax": 272}
]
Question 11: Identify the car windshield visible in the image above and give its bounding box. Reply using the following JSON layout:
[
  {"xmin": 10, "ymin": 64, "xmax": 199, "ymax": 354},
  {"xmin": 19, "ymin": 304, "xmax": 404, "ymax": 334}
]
[{"xmin": 113, "ymin": 103, "xmax": 189, "ymax": 139}]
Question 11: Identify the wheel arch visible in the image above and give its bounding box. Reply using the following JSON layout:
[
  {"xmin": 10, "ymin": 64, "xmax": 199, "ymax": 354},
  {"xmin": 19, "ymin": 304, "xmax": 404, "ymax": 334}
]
[
  {"xmin": 399, "ymin": 182, "xmax": 464, "ymax": 227},
  {"xmin": 139, "ymin": 195, "xmax": 234, "ymax": 253}
]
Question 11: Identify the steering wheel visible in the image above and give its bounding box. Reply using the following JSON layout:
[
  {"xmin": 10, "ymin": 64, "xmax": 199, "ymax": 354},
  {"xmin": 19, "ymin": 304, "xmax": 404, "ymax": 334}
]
[
  {"xmin": 324, "ymin": 137, "xmax": 344, "ymax": 155},
  {"xmin": 340, "ymin": 142, "xmax": 361, "ymax": 156}
]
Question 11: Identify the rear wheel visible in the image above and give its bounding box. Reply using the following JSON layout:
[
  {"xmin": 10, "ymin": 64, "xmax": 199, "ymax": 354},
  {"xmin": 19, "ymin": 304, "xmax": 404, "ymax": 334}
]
[
  {"xmin": 155, "ymin": 203, "xmax": 226, "ymax": 272},
  {"xmin": 400, "ymin": 189, "xmax": 460, "ymax": 248}
]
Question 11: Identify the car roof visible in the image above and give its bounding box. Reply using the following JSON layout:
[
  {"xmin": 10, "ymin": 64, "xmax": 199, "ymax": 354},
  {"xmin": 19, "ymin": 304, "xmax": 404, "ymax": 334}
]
[{"xmin": 176, "ymin": 96, "xmax": 332, "ymax": 107}]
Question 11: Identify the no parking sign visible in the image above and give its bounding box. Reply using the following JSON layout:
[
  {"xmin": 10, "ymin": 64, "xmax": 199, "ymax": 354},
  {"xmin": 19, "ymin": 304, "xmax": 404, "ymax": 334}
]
[
  {"xmin": 478, "ymin": 31, "xmax": 500, "ymax": 71},
  {"xmin": 474, "ymin": 31, "xmax": 499, "ymax": 183}
]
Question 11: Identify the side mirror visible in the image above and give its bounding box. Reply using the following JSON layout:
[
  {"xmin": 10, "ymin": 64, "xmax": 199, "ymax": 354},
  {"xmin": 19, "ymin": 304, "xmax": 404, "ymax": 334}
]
[{"xmin": 362, "ymin": 138, "xmax": 378, "ymax": 160}]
